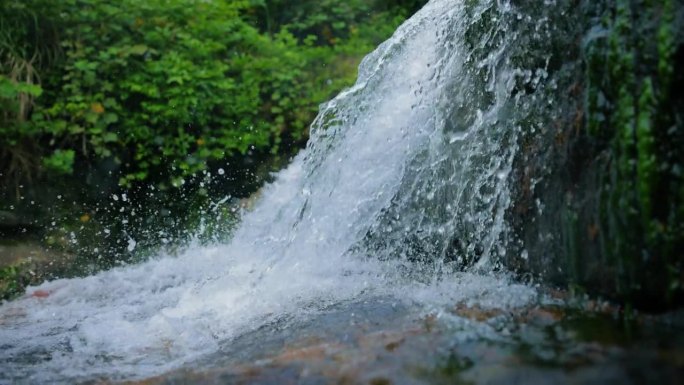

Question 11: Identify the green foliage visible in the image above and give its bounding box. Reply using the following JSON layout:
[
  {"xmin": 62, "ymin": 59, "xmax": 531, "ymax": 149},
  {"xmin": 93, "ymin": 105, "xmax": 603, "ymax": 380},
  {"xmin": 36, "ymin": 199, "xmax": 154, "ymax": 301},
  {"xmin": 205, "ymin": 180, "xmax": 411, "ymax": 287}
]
[
  {"xmin": 247, "ymin": 0, "xmax": 423, "ymax": 43},
  {"xmin": 32, "ymin": 0, "xmax": 289, "ymax": 187},
  {"xmin": 0, "ymin": 0, "xmax": 426, "ymax": 271},
  {"xmin": 0, "ymin": 74, "xmax": 43, "ymax": 142},
  {"xmin": 42, "ymin": 149, "xmax": 74, "ymax": 175},
  {"xmin": 1, "ymin": 0, "xmax": 422, "ymax": 190},
  {"xmin": 0, "ymin": 265, "xmax": 21, "ymax": 300},
  {"xmin": 583, "ymin": 0, "xmax": 684, "ymax": 307},
  {"xmin": 0, "ymin": 75, "xmax": 42, "ymax": 100}
]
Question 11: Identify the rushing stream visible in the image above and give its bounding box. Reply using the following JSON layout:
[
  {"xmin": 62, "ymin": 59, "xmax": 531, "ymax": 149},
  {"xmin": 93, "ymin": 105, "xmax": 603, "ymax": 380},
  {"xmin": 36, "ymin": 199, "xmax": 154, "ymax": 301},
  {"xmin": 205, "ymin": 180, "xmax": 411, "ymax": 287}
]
[{"xmin": 0, "ymin": 0, "xmax": 682, "ymax": 384}]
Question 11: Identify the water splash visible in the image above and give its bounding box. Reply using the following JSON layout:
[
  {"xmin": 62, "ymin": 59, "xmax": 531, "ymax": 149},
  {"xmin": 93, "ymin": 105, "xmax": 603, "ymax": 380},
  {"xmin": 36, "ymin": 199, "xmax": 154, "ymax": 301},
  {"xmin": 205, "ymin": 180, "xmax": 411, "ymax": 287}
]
[{"xmin": 0, "ymin": 0, "xmax": 563, "ymax": 382}]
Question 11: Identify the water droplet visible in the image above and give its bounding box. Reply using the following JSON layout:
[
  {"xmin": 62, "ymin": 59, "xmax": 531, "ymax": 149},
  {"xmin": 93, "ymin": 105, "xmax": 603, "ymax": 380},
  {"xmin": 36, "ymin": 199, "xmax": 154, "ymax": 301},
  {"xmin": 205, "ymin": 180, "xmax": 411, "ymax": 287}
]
[{"xmin": 127, "ymin": 238, "xmax": 137, "ymax": 252}]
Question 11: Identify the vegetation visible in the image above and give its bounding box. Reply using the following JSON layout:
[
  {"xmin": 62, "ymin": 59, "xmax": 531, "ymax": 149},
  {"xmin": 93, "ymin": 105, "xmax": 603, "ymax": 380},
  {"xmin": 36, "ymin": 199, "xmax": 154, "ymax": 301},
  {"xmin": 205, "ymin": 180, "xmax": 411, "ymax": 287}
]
[
  {"xmin": 0, "ymin": 0, "xmax": 428, "ymax": 298},
  {"xmin": 583, "ymin": 0, "xmax": 683, "ymax": 309},
  {"xmin": 516, "ymin": 0, "xmax": 684, "ymax": 311}
]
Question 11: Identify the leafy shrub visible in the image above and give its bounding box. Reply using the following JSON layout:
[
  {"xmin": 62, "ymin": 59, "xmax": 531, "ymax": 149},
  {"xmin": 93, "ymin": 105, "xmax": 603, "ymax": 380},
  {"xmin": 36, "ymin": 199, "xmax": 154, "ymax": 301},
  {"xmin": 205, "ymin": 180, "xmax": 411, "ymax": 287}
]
[{"xmin": 0, "ymin": 0, "xmax": 427, "ymax": 270}]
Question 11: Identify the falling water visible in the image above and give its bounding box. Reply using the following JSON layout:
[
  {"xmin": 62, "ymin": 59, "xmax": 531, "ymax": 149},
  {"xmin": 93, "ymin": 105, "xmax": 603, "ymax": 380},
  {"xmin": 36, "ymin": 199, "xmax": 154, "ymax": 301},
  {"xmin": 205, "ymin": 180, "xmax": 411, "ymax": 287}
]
[{"xmin": 0, "ymin": 0, "xmax": 571, "ymax": 382}]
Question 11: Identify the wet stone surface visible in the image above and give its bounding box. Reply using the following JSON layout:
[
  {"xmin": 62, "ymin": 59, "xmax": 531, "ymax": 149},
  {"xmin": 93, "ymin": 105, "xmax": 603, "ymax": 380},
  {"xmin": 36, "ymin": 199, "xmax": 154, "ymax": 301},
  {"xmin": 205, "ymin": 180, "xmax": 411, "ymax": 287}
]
[{"xmin": 119, "ymin": 296, "xmax": 684, "ymax": 385}]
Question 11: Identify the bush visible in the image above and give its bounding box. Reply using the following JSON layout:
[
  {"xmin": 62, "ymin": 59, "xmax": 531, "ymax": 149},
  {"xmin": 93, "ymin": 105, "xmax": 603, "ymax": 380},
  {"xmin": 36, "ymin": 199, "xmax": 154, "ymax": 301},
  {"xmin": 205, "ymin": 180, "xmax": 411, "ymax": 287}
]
[{"xmin": 0, "ymin": 0, "xmax": 426, "ymax": 274}]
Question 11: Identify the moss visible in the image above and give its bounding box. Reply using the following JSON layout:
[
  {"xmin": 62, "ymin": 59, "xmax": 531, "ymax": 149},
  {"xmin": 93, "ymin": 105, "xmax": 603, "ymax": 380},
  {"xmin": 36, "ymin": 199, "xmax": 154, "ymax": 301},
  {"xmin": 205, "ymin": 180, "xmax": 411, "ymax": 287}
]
[
  {"xmin": 657, "ymin": 0, "xmax": 676, "ymax": 88},
  {"xmin": 580, "ymin": 0, "xmax": 684, "ymax": 309},
  {"xmin": 636, "ymin": 78, "xmax": 657, "ymax": 228},
  {"xmin": 0, "ymin": 265, "xmax": 22, "ymax": 300}
]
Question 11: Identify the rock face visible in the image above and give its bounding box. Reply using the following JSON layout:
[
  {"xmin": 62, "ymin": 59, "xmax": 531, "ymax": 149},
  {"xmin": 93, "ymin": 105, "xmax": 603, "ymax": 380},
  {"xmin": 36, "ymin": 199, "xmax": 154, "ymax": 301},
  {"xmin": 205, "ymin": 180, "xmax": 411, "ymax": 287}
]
[
  {"xmin": 508, "ymin": 0, "xmax": 684, "ymax": 310},
  {"xmin": 122, "ymin": 297, "xmax": 684, "ymax": 385}
]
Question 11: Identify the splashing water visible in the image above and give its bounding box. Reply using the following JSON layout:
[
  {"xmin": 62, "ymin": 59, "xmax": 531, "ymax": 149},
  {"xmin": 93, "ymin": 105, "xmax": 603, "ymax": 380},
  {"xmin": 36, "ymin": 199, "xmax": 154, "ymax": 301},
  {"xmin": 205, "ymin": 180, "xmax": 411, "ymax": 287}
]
[{"xmin": 0, "ymin": 0, "xmax": 568, "ymax": 382}]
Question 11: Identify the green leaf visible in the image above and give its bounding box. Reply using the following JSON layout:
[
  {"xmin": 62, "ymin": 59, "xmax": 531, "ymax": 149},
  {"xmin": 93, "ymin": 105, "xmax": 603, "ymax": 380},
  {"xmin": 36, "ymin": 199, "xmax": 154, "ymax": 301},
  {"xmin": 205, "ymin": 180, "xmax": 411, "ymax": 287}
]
[
  {"xmin": 43, "ymin": 149, "xmax": 76, "ymax": 175},
  {"xmin": 129, "ymin": 44, "xmax": 149, "ymax": 55},
  {"xmin": 103, "ymin": 132, "xmax": 118, "ymax": 142}
]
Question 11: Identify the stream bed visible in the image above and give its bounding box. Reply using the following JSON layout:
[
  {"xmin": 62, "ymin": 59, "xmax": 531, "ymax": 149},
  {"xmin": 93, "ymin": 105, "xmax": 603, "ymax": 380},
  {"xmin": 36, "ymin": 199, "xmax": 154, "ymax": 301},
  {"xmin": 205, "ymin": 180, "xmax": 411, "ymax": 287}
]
[{"xmin": 122, "ymin": 288, "xmax": 684, "ymax": 385}]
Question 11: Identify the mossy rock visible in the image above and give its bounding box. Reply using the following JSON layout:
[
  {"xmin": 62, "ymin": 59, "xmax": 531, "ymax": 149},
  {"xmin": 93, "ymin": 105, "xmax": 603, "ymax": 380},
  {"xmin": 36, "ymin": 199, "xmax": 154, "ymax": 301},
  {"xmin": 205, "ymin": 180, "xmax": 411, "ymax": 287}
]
[{"xmin": 509, "ymin": 0, "xmax": 684, "ymax": 311}]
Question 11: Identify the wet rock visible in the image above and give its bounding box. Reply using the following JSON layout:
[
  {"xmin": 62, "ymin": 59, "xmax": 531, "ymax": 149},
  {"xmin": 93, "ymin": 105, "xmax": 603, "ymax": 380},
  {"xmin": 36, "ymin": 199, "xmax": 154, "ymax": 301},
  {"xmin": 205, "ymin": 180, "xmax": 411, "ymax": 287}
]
[
  {"xmin": 507, "ymin": 0, "xmax": 684, "ymax": 311},
  {"xmin": 119, "ymin": 295, "xmax": 682, "ymax": 385},
  {"xmin": 452, "ymin": 304, "xmax": 506, "ymax": 322}
]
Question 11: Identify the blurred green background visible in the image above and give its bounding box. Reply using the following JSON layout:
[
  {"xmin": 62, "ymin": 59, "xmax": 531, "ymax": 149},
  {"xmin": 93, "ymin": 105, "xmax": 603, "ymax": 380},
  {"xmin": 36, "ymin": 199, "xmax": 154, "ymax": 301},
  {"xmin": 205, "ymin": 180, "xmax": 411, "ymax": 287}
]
[{"xmin": 0, "ymin": 0, "xmax": 428, "ymax": 298}]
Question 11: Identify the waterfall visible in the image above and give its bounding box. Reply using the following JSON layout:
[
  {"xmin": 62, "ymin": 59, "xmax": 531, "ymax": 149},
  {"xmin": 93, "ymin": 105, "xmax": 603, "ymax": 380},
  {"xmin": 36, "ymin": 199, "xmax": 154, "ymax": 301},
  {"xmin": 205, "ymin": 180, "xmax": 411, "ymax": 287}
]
[{"xmin": 0, "ymin": 0, "xmax": 570, "ymax": 382}]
